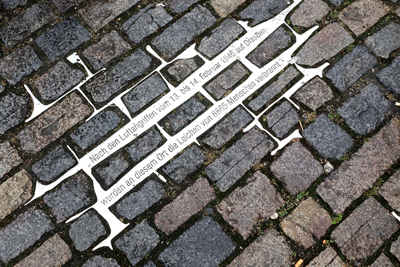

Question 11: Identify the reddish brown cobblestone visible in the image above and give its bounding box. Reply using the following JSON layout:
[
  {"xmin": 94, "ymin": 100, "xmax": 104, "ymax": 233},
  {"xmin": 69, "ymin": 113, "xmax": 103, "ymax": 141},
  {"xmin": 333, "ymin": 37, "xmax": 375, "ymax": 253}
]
[{"xmin": 0, "ymin": 141, "xmax": 22, "ymax": 178}]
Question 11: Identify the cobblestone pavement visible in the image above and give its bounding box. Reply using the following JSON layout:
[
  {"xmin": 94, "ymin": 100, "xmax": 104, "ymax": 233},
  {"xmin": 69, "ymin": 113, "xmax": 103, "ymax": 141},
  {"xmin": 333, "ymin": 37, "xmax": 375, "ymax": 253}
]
[{"xmin": 0, "ymin": 0, "xmax": 400, "ymax": 266}]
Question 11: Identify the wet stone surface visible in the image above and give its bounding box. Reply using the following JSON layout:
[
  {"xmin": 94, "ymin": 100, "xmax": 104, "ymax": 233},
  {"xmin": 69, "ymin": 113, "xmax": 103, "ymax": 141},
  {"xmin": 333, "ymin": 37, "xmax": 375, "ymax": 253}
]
[
  {"xmin": 302, "ymin": 114, "xmax": 354, "ymax": 159},
  {"xmin": 247, "ymin": 26, "xmax": 291, "ymax": 68},
  {"xmin": 164, "ymin": 56, "xmax": 204, "ymax": 85},
  {"xmin": 206, "ymin": 129, "xmax": 274, "ymax": 192},
  {"xmin": 290, "ymin": 0, "xmax": 330, "ymax": 28},
  {"xmin": 0, "ymin": 207, "xmax": 53, "ymax": 263},
  {"xmin": 294, "ymin": 77, "xmax": 333, "ymax": 111},
  {"xmin": 69, "ymin": 210, "xmax": 106, "ymax": 251},
  {"xmin": 82, "ymin": 31, "xmax": 131, "ymax": 70},
  {"xmin": 205, "ymin": 61, "xmax": 250, "ymax": 100},
  {"xmin": 155, "ymin": 178, "xmax": 215, "ymax": 235},
  {"xmin": 370, "ymin": 254, "xmax": 395, "ymax": 267},
  {"xmin": 248, "ymin": 66, "xmax": 300, "ymax": 111},
  {"xmin": 159, "ymin": 217, "xmax": 235, "ymax": 267},
  {"xmin": 127, "ymin": 127, "xmax": 163, "ymax": 163},
  {"xmin": 163, "ymin": 145, "xmax": 205, "ymax": 183},
  {"xmin": 211, "ymin": 0, "xmax": 246, "ymax": 17},
  {"xmin": 0, "ymin": 45, "xmax": 42, "ymax": 85},
  {"xmin": 201, "ymin": 107, "xmax": 252, "ymax": 149},
  {"xmin": 379, "ymin": 169, "xmax": 400, "ymax": 212},
  {"xmin": 0, "ymin": 170, "xmax": 32, "ymax": 220},
  {"xmin": 271, "ymin": 142, "xmax": 323, "ymax": 194},
  {"xmin": 0, "ymin": 141, "xmax": 22, "ymax": 178},
  {"xmin": 306, "ymin": 247, "xmax": 345, "ymax": 267},
  {"xmin": 34, "ymin": 61, "xmax": 85, "ymax": 101},
  {"xmin": 366, "ymin": 23, "xmax": 400, "ymax": 59},
  {"xmin": 228, "ymin": 229, "xmax": 291, "ymax": 267},
  {"xmin": 32, "ymin": 145, "xmax": 76, "ymax": 183},
  {"xmin": 93, "ymin": 153, "xmax": 129, "ymax": 189},
  {"xmin": 15, "ymin": 234, "xmax": 71, "ymax": 267},
  {"xmin": 317, "ymin": 118, "xmax": 400, "ymax": 214},
  {"xmin": 122, "ymin": 72, "xmax": 169, "ymax": 116},
  {"xmin": 239, "ymin": 0, "xmax": 288, "ymax": 26},
  {"xmin": 337, "ymin": 83, "xmax": 392, "ymax": 135},
  {"xmin": 295, "ymin": 24, "xmax": 354, "ymax": 66},
  {"xmin": 332, "ymin": 198, "xmax": 398, "ymax": 260},
  {"xmin": 377, "ymin": 55, "xmax": 400, "ymax": 94},
  {"xmin": 82, "ymin": 256, "xmax": 120, "ymax": 267},
  {"xmin": 151, "ymin": 5, "xmax": 216, "ymax": 61},
  {"xmin": 116, "ymin": 180, "xmax": 164, "ymax": 220},
  {"xmin": 43, "ymin": 173, "xmax": 93, "ymax": 223},
  {"xmin": 86, "ymin": 49, "xmax": 156, "ymax": 104},
  {"xmin": 35, "ymin": 17, "xmax": 92, "ymax": 62},
  {"xmin": 326, "ymin": 46, "xmax": 377, "ymax": 92},
  {"xmin": 265, "ymin": 101, "xmax": 299, "ymax": 138},
  {"xmin": 0, "ymin": 2, "xmax": 56, "ymax": 49},
  {"xmin": 70, "ymin": 110, "xmax": 121, "ymax": 150},
  {"xmin": 159, "ymin": 96, "xmax": 207, "ymax": 135},
  {"xmin": 115, "ymin": 220, "xmax": 159, "ymax": 266},
  {"xmin": 0, "ymin": 93, "xmax": 28, "ymax": 136},
  {"xmin": 217, "ymin": 171, "xmax": 284, "ymax": 239},
  {"xmin": 339, "ymin": 0, "xmax": 390, "ymax": 36},
  {"xmin": 198, "ymin": 18, "xmax": 244, "ymax": 59},
  {"xmin": 281, "ymin": 198, "xmax": 331, "ymax": 249}
]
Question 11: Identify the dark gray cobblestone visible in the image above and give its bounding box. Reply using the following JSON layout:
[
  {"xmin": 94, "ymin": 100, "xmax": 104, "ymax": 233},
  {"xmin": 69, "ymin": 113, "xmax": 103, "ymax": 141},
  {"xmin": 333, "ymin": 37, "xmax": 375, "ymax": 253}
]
[
  {"xmin": 0, "ymin": 93, "xmax": 28, "ymax": 136},
  {"xmin": 93, "ymin": 153, "xmax": 129, "ymax": 189},
  {"xmin": 266, "ymin": 100, "xmax": 299, "ymax": 138},
  {"xmin": 0, "ymin": 0, "xmax": 27, "ymax": 10},
  {"xmin": 306, "ymin": 247, "xmax": 345, "ymax": 267},
  {"xmin": 239, "ymin": 0, "xmax": 288, "ymax": 26},
  {"xmin": 82, "ymin": 256, "xmax": 120, "ymax": 267},
  {"xmin": 377, "ymin": 55, "xmax": 400, "ymax": 94},
  {"xmin": 164, "ymin": 57, "xmax": 204, "ymax": 85},
  {"xmin": 51, "ymin": 0, "xmax": 85, "ymax": 12},
  {"xmin": 166, "ymin": 0, "xmax": 201, "ymax": 13},
  {"xmin": 127, "ymin": 127, "xmax": 163, "ymax": 163},
  {"xmin": 0, "ymin": 141, "xmax": 22, "ymax": 178},
  {"xmin": 365, "ymin": 22, "xmax": 400, "ymax": 59}
]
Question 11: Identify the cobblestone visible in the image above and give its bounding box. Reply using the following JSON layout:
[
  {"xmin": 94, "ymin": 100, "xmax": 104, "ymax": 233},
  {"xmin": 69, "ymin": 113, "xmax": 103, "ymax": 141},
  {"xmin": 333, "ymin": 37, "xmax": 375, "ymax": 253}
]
[
  {"xmin": 15, "ymin": 234, "xmax": 71, "ymax": 267},
  {"xmin": 295, "ymin": 24, "xmax": 354, "ymax": 66},
  {"xmin": 332, "ymin": 198, "xmax": 398, "ymax": 260},
  {"xmin": 151, "ymin": 5, "xmax": 216, "ymax": 61},
  {"xmin": 51, "ymin": 0, "xmax": 85, "ymax": 12},
  {"xmin": 281, "ymin": 198, "xmax": 331, "ymax": 248},
  {"xmin": 366, "ymin": 23, "xmax": 400, "ymax": 59},
  {"xmin": 217, "ymin": 171, "xmax": 284, "ymax": 239},
  {"xmin": 127, "ymin": 127, "xmax": 163, "ymax": 163},
  {"xmin": 164, "ymin": 57, "xmax": 204, "ymax": 85},
  {"xmin": 82, "ymin": 31, "xmax": 131, "ymax": 70},
  {"xmin": 337, "ymin": 83, "xmax": 392, "ymax": 135},
  {"xmin": 0, "ymin": 170, "xmax": 32, "ymax": 220},
  {"xmin": 271, "ymin": 142, "xmax": 323, "ymax": 194},
  {"xmin": 201, "ymin": 107, "xmax": 252, "ymax": 149},
  {"xmin": 248, "ymin": 66, "xmax": 300, "ymax": 111},
  {"xmin": 0, "ymin": 85, "xmax": 3, "ymax": 93},
  {"xmin": 317, "ymin": 118, "xmax": 400, "ymax": 214},
  {"xmin": 78, "ymin": 0, "xmax": 140, "ymax": 32},
  {"xmin": 34, "ymin": 61, "xmax": 85, "ymax": 101},
  {"xmin": 0, "ymin": 93, "xmax": 28, "ymax": 135},
  {"xmin": 122, "ymin": 72, "xmax": 169, "ymax": 116},
  {"xmin": 206, "ymin": 129, "xmax": 274, "ymax": 192},
  {"xmin": 159, "ymin": 96, "xmax": 207, "ymax": 135},
  {"xmin": 86, "ymin": 49, "xmax": 155, "ymax": 104},
  {"xmin": 0, "ymin": 2, "xmax": 56, "ymax": 48},
  {"xmin": 116, "ymin": 180, "xmax": 164, "ymax": 220},
  {"xmin": 205, "ymin": 61, "xmax": 250, "ymax": 100},
  {"xmin": 82, "ymin": 256, "xmax": 120, "ymax": 267},
  {"xmin": 211, "ymin": 0, "xmax": 246, "ymax": 17},
  {"xmin": 17, "ymin": 92, "xmax": 91, "ymax": 154},
  {"xmin": 302, "ymin": 114, "xmax": 354, "ymax": 159},
  {"xmin": 165, "ymin": 0, "xmax": 201, "ymax": 13},
  {"xmin": 0, "ymin": 45, "xmax": 42, "ymax": 85},
  {"xmin": 370, "ymin": 254, "xmax": 394, "ymax": 267},
  {"xmin": 163, "ymin": 145, "xmax": 205, "ymax": 183},
  {"xmin": 379, "ymin": 169, "xmax": 400, "ymax": 212},
  {"xmin": 198, "ymin": 19, "xmax": 244, "ymax": 59},
  {"xmin": 155, "ymin": 178, "xmax": 215, "ymax": 234},
  {"xmin": 144, "ymin": 262, "xmax": 156, "ymax": 267},
  {"xmin": 290, "ymin": 0, "xmax": 330, "ymax": 28},
  {"xmin": 70, "ymin": 110, "xmax": 120, "ymax": 150},
  {"xmin": 239, "ymin": 0, "xmax": 288, "ymax": 26},
  {"xmin": 32, "ymin": 146, "xmax": 76, "ymax": 183},
  {"xmin": 339, "ymin": 0, "xmax": 389, "ymax": 36},
  {"xmin": 35, "ymin": 17, "xmax": 92, "ymax": 62},
  {"xmin": 326, "ymin": 46, "xmax": 377, "ymax": 92},
  {"xmin": 0, "ymin": 141, "xmax": 22, "ymax": 178},
  {"xmin": 247, "ymin": 26, "xmax": 291, "ymax": 68},
  {"xmin": 377, "ymin": 55, "xmax": 400, "ymax": 94},
  {"xmin": 0, "ymin": 207, "xmax": 53, "ymax": 263},
  {"xmin": 391, "ymin": 237, "xmax": 400, "ymax": 261},
  {"xmin": 43, "ymin": 173, "xmax": 93, "ymax": 223},
  {"xmin": 228, "ymin": 229, "xmax": 291, "ymax": 267},
  {"xmin": 294, "ymin": 77, "xmax": 333, "ymax": 111},
  {"xmin": 93, "ymin": 153, "xmax": 129, "ymax": 189},
  {"xmin": 0, "ymin": 0, "xmax": 27, "ymax": 10},
  {"xmin": 159, "ymin": 217, "xmax": 235, "ymax": 267},
  {"xmin": 115, "ymin": 220, "xmax": 159, "ymax": 266},
  {"xmin": 69, "ymin": 210, "xmax": 106, "ymax": 251},
  {"xmin": 306, "ymin": 247, "xmax": 345, "ymax": 267},
  {"xmin": 266, "ymin": 100, "xmax": 299, "ymax": 138}
]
